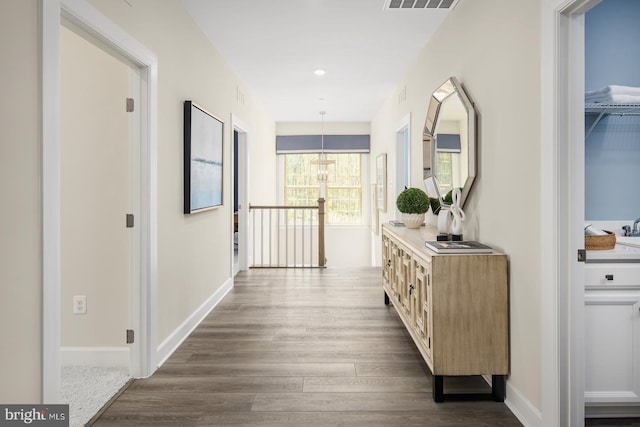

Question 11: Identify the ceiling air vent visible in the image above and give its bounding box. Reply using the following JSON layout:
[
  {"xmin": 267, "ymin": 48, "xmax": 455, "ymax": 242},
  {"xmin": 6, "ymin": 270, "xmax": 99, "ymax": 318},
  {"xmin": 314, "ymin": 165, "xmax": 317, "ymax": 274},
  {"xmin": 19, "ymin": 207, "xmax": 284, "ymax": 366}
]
[{"xmin": 383, "ymin": 0, "xmax": 458, "ymax": 9}]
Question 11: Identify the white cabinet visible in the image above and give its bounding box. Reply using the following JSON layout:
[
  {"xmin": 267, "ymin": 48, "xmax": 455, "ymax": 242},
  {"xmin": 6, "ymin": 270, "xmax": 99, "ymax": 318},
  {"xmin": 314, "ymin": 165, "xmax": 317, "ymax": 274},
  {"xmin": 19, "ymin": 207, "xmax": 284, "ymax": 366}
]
[{"xmin": 585, "ymin": 263, "xmax": 640, "ymax": 417}]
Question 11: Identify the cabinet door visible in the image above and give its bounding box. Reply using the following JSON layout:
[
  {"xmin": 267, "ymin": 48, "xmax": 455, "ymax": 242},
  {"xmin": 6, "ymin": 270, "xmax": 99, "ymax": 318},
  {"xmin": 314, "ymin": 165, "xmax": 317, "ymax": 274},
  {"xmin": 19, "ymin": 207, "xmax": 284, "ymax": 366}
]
[
  {"xmin": 382, "ymin": 233, "xmax": 392, "ymax": 287},
  {"xmin": 409, "ymin": 257, "xmax": 422, "ymax": 330},
  {"xmin": 414, "ymin": 255, "xmax": 432, "ymax": 363},
  {"xmin": 585, "ymin": 291, "xmax": 640, "ymax": 405},
  {"xmin": 399, "ymin": 247, "xmax": 412, "ymax": 316},
  {"xmin": 390, "ymin": 240, "xmax": 402, "ymax": 301}
]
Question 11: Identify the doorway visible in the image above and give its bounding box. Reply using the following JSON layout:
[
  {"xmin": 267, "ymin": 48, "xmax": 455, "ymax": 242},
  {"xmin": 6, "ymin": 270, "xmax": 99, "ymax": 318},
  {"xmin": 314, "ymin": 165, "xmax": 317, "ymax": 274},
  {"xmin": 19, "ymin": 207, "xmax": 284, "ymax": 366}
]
[
  {"xmin": 42, "ymin": 0, "xmax": 158, "ymax": 406},
  {"xmin": 542, "ymin": 0, "xmax": 600, "ymax": 425},
  {"xmin": 395, "ymin": 114, "xmax": 411, "ymax": 221},
  {"xmin": 59, "ymin": 23, "xmax": 133, "ymax": 424},
  {"xmin": 232, "ymin": 115, "xmax": 249, "ymax": 274},
  {"xmin": 233, "ymin": 130, "xmax": 240, "ymax": 274},
  {"xmin": 582, "ymin": 0, "xmax": 640, "ymax": 420},
  {"xmin": 554, "ymin": 2, "xmax": 640, "ymax": 422}
]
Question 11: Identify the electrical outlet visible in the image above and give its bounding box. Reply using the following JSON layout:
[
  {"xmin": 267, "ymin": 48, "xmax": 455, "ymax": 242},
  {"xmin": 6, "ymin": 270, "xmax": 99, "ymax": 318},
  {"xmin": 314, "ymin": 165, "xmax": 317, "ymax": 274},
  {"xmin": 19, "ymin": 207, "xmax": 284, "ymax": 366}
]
[{"xmin": 73, "ymin": 296, "xmax": 86, "ymax": 314}]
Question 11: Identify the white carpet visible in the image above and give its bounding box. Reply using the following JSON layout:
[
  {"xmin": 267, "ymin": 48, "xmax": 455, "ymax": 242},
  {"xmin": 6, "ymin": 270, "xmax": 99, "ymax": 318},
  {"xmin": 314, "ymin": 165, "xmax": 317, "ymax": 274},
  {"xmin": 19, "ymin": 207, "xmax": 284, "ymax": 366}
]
[{"xmin": 61, "ymin": 366, "xmax": 130, "ymax": 427}]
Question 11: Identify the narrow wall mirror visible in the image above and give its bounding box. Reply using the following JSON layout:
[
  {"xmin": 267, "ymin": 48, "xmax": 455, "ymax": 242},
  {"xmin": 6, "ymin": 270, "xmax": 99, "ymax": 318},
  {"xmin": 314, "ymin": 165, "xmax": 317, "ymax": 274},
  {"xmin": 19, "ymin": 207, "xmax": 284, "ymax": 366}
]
[{"xmin": 423, "ymin": 77, "xmax": 476, "ymax": 208}]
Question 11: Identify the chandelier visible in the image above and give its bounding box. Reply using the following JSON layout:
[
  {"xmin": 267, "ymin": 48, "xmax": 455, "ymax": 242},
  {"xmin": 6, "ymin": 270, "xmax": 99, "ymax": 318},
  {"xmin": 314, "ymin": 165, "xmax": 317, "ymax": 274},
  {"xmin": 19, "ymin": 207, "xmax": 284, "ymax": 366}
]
[{"xmin": 312, "ymin": 111, "xmax": 335, "ymax": 181}]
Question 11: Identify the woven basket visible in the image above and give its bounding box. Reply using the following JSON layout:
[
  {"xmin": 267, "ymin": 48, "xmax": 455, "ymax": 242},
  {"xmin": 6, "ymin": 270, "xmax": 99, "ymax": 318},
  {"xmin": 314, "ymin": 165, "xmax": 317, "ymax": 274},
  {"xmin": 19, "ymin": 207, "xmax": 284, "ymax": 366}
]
[{"xmin": 585, "ymin": 230, "xmax": 616, "ymax": 250}]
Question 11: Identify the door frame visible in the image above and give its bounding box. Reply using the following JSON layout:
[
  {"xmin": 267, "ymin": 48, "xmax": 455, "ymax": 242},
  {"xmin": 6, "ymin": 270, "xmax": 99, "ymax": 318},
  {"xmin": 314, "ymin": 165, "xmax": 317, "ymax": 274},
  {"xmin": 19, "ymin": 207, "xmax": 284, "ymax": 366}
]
[
  {"xmin": 541, "ymin": 0, "xmax": 599, "ymax": 425},
  {"xmin": 395, "ymin": 113, "xmax": 411, "ymax": 221},
  {"xmin": 231, "ymin": 114, "xmax": 249, "ymax": 273},
  {"xmin": 41, "ymin": 0, "xmax": 158, "ymax": 402}
]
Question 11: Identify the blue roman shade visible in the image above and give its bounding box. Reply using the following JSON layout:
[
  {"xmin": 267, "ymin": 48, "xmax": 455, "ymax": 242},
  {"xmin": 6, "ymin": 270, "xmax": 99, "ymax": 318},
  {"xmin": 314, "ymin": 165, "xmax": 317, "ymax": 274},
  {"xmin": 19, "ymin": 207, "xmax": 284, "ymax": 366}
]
[
  {"xmin": 435, "ymin": 133, "xmax": 461, "ymax": 153},
  {"xmin": 276, "ymin": 134, "xmax": 370, "ymax": 154}
]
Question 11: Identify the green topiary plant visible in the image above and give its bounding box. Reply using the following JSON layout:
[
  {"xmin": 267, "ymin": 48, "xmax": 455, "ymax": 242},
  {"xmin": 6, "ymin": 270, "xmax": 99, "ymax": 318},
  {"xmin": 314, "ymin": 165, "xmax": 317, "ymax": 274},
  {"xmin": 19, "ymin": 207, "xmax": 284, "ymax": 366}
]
[{"xmin": 396, "ymin": 188, "xmax": 430, "ymax": 214}]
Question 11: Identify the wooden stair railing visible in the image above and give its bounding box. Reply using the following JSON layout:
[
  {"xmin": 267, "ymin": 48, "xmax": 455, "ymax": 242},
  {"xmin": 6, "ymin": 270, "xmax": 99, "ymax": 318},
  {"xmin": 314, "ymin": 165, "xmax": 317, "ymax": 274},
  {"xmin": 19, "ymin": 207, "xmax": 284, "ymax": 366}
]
[{"xmin": 249, "ymin": 198, "xmax": 325, "ymax": 268}]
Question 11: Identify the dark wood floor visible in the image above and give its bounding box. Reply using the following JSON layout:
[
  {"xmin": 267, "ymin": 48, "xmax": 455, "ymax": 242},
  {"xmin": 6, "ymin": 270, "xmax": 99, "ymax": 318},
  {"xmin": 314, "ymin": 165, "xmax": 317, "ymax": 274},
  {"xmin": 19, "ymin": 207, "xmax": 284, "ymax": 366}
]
[{"xmin": 92, "ymin": 267, "xmax": 526, "ymax": 426}]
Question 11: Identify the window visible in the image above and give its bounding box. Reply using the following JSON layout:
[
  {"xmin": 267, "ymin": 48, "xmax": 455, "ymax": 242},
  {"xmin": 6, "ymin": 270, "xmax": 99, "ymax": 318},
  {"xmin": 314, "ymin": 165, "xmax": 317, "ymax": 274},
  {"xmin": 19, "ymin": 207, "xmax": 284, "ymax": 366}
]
[
  {"xmin": 284, "ymin": 153, "xmax": 362, "ymax": 224},
  {"xmin": 434, "ymin": 152, "xmax": 453, "ymax": 195}
]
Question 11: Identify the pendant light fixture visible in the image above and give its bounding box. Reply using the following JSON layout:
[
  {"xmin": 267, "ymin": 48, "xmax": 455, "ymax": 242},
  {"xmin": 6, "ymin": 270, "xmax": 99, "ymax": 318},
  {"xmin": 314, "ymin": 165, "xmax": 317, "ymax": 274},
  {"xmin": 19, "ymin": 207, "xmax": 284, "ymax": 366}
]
[{"xmin": 313, "ymin": 111, "xmax": 335, "ymax": 181}]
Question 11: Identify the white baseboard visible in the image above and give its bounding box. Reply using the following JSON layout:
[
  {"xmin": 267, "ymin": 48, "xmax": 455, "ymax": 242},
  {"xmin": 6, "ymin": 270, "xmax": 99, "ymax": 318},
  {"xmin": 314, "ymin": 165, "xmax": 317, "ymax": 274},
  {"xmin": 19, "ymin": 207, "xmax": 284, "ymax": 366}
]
[
  {"xmin": 585, "ymin": 404, "xmax": 640, "ymax": 418},
  {"xmin": 505, "ymin": 380, "xmax": 543, "ymax": 427},
  {"xmin": 156, "ymin": 278, "xmax": 233, "ymax": 367},
  {"xmin": 60, "ymin": 346, "xmax": 130, "ymax": 367},
  {"xmin": 479, "ymin": 374, "xmax": 542, "ymax": 426}
]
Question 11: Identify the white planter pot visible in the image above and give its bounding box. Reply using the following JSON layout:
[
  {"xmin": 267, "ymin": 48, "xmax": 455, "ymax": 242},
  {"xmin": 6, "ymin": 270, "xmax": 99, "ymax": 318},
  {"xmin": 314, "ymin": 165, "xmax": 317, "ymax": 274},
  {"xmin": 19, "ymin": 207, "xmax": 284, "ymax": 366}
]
[{"xmin": 402, "ymin": 213, "xmax": 425, "ymax": 229}]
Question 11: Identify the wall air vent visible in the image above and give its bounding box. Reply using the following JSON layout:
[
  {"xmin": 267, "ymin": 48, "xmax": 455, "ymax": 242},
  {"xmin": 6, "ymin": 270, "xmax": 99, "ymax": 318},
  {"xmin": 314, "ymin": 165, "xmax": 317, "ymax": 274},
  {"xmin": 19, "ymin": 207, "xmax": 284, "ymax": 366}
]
[{"xmin": 383, "ymin": 0, "xmax": 458, "ymax": 9}]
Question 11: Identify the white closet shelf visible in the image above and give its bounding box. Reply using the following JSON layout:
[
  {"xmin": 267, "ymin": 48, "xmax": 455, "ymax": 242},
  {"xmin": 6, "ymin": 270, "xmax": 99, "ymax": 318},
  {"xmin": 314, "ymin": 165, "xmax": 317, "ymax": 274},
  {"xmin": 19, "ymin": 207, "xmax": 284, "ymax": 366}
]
[
  {"xmin": 585, "ymin": 103, "xmax": 640, "ymax": 138},
  {"xmin": 585, "ymin": 102, "xmax": 640, "ymax": 114}
]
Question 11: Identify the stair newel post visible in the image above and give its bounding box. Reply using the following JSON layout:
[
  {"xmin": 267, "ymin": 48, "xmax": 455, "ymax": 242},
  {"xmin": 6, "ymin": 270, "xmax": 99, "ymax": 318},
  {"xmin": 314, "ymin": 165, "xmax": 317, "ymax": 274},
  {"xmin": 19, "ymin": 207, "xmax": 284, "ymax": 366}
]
[{"xmin": 318, "ymin": 198, "xmax": 326, "ymax": 267}]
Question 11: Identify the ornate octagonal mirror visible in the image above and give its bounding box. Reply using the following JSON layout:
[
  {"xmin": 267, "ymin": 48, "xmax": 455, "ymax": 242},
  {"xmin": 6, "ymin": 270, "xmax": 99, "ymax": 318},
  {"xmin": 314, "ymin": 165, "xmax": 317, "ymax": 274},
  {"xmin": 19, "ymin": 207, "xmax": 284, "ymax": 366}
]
[{"xmin": 423, "ymin": 77, "xmax": 477, "ymax": 209}]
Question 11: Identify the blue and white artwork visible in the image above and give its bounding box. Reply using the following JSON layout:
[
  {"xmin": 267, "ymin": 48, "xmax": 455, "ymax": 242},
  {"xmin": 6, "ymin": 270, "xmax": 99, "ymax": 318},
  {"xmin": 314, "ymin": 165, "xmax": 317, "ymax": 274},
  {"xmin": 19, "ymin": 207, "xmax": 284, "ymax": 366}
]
[{"xmin": 185, "ymin": 102, "xmax": 223, "ymax": 213}]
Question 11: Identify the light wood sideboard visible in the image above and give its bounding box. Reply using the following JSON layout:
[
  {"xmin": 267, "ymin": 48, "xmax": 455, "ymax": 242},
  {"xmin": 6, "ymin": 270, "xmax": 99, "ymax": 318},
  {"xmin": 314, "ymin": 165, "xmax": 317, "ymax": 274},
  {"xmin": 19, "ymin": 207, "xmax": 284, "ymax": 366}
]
[{"xmin": 381, "ymin": 223, "xmax": 509, "ymax": 402}]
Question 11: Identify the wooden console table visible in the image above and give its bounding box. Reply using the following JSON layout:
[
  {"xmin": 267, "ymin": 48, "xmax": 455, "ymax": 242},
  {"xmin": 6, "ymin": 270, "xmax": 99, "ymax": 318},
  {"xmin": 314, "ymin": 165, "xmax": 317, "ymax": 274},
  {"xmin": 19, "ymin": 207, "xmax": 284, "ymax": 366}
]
[{"xmin": 381, "ymin": 224, "xmax": 509, "ymax": 402}]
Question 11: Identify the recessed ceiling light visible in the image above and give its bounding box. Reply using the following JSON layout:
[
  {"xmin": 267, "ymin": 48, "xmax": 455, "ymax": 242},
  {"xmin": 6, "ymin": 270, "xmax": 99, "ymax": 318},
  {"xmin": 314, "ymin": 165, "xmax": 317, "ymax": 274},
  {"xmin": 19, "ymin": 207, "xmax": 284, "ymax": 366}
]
[{"xmin": 314, "ymin": 69, "xmax": 326, "ymax": 76}]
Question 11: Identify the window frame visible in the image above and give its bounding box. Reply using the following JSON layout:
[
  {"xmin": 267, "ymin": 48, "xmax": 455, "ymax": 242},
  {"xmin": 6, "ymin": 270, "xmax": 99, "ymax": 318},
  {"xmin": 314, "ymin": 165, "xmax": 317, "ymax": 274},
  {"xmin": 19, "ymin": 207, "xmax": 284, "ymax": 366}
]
[{"xmin": 282, "ymin": 153, "xmax": 364, "ymax": 225}]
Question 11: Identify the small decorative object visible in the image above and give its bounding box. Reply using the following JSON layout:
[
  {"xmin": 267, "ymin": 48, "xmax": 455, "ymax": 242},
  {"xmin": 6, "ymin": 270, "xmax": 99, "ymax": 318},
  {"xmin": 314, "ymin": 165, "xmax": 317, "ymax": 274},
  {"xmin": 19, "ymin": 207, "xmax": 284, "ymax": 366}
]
[
  {"xmin": 437, "ymin": 208, "xmax": 452, "ymax": 235},
  {"xmin": 449, "ymin": 188, "xmax": 465, "ymax": 240},
  {"xmin": 396, "ymin": 187, "xmax": 430, "ymax": 229},
  {"xmin": 584, "ymin": 230, "xmax": 616, "ymax": 250}
]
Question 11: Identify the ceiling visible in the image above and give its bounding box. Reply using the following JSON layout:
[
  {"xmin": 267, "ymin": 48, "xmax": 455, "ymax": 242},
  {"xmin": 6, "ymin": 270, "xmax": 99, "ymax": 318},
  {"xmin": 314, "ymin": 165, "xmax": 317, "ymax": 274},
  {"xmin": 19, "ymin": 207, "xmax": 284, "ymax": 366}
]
[{"xmin": 181, "ymin": 0, "xmax": 458, "ymax": 123}]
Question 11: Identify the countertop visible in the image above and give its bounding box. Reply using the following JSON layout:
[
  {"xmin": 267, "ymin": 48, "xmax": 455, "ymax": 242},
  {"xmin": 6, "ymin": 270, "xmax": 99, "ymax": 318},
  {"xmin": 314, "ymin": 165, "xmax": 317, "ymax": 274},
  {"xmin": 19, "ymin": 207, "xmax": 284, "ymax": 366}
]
[
  {"xmin": 584, "ymin": 221, "xmax": 640, "ymax": 263},
  {"xmin": 586, "ymin": 238, "xmax": 640, "ymax": 263}
]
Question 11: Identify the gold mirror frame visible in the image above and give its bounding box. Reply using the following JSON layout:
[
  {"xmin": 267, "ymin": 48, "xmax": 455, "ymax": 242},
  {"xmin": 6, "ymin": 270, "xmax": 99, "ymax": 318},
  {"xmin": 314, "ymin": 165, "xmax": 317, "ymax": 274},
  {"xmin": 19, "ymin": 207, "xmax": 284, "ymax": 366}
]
[{"xmin": 423, "ymin": 77, "xmax": 477, "ymax": 209}]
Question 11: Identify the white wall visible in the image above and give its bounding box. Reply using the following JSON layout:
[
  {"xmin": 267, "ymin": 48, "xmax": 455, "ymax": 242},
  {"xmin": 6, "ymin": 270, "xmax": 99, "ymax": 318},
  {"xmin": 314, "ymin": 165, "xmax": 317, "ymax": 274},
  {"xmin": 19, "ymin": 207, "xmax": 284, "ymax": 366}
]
[
  {"xmin": 325, "ymin": 228, "xmax": 371, "ymax": 268},
  {"xmin": 0, "ymin": 0, "xmax": 42, "ymax": 404},
  {"xmin": 370, "ymin": 0, "xmax": 542, "ymax": 416},
  {"xmin": 248, "ymin": 115, "xmax": 277, "ymax": 206}
]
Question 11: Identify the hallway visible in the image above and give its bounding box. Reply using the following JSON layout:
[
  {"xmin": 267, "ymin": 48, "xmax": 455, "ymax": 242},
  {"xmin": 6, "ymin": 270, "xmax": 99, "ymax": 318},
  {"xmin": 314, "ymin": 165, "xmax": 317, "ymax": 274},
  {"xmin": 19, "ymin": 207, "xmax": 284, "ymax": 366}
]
[{"xmin": 92, "ymin": 267, "xmax": 521, "ymax": 426}]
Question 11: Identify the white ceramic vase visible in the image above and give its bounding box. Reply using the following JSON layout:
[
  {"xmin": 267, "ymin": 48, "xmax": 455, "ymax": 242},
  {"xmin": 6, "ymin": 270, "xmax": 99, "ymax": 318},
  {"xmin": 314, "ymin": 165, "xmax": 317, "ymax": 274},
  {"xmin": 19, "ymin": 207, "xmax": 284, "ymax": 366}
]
[
  {"xmin": 437, "ymin": 209, "xmax": 452, "ymax": 234},
  {"xmin": 403, "ymin": 213, "xmax": 424, "ymax": 229}
]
